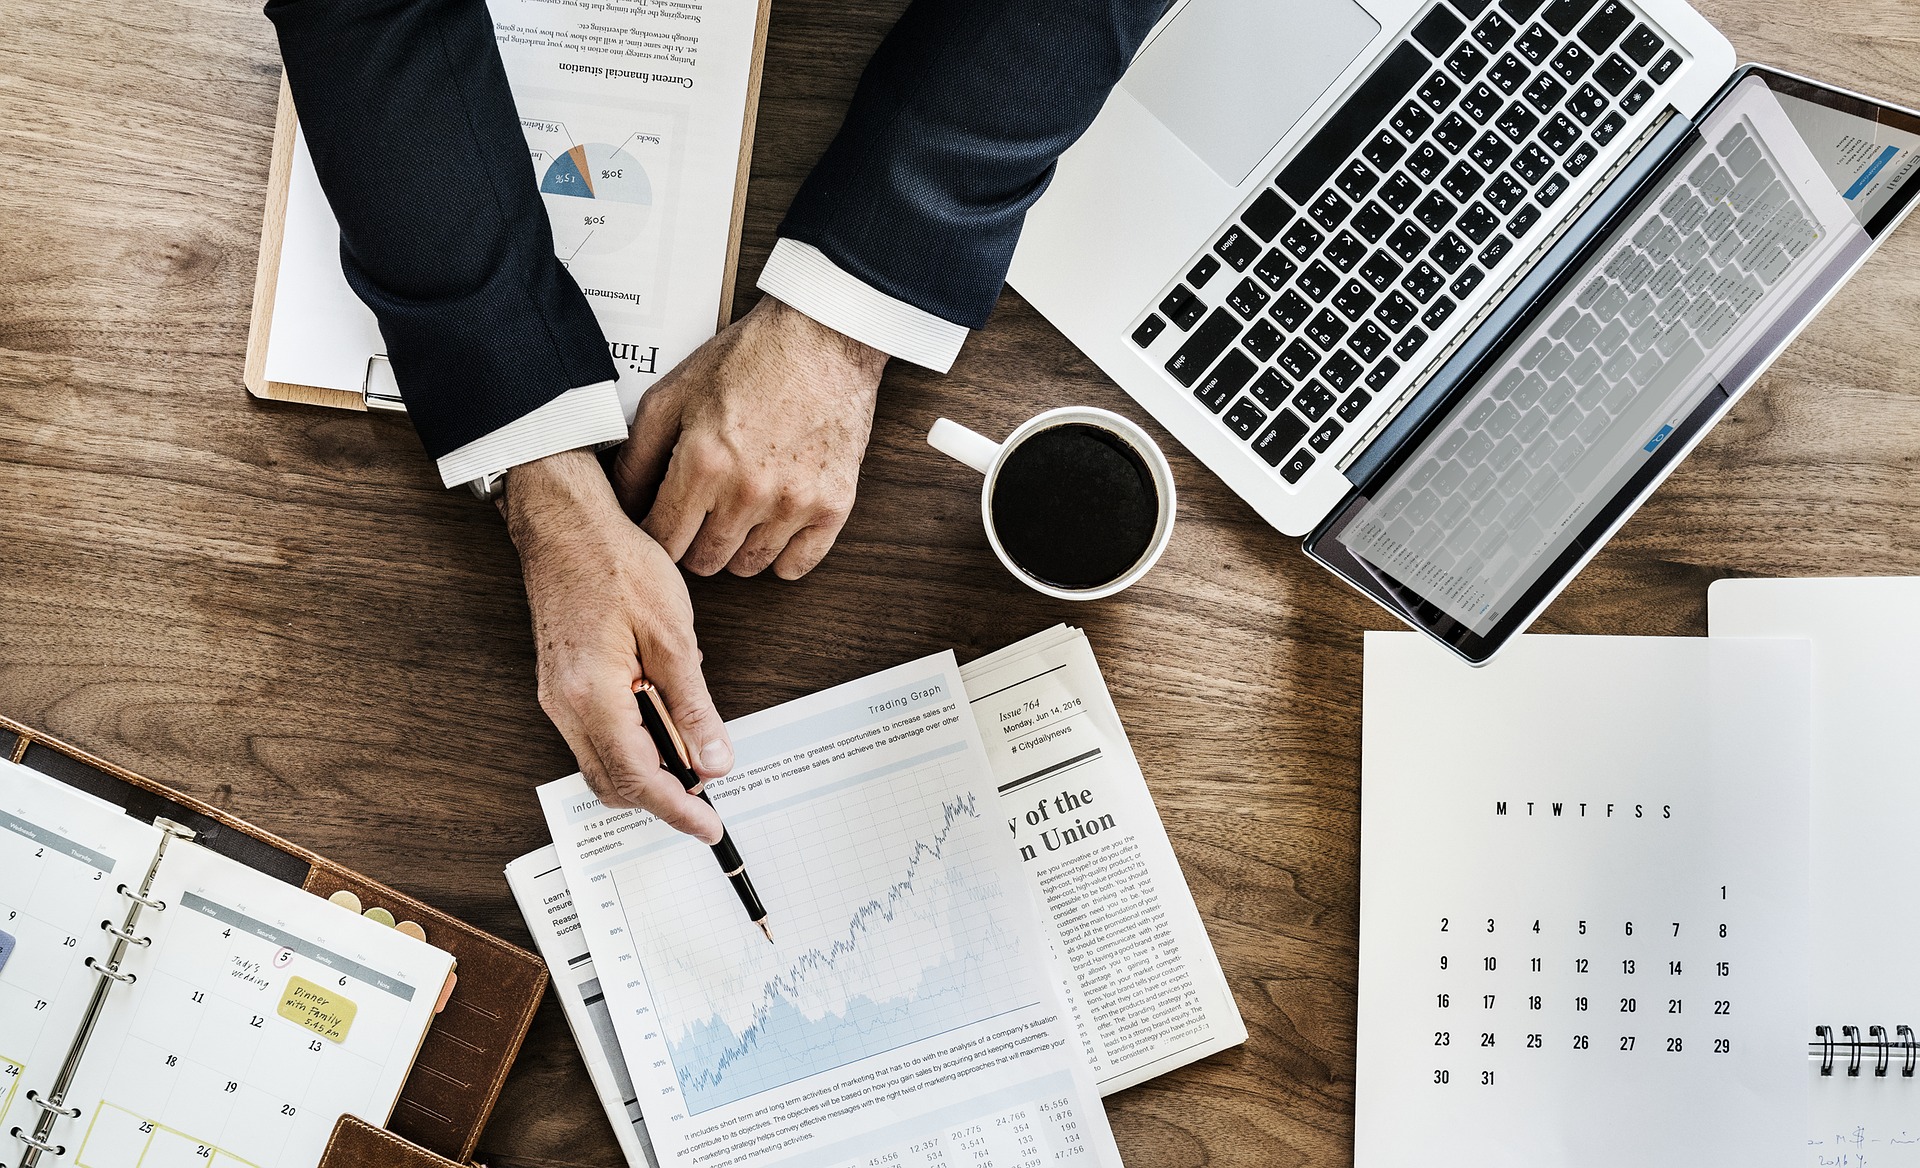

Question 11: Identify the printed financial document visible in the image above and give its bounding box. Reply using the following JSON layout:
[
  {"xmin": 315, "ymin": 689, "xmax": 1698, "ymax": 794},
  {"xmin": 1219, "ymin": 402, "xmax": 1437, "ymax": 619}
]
[{"xmin": 540, "ymin": 653, "xmax": 1122, "ymax": 1168}]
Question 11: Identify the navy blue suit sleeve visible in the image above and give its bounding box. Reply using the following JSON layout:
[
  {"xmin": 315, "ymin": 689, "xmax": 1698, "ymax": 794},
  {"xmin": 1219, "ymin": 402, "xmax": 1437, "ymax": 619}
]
[
  {"xmin": 777, "ymin": 0, "xmax": 1171, "ymax": 330},
  {"xmin": 265, "ymin": 0, "xmax": 616, "ymax": 461}
]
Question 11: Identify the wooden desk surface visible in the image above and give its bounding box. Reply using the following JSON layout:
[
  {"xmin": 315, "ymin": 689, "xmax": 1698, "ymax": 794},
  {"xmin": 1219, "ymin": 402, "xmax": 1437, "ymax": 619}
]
[{"xmin": 3, "ymin": 1, "xmax": 1918, "ymax": 1164}]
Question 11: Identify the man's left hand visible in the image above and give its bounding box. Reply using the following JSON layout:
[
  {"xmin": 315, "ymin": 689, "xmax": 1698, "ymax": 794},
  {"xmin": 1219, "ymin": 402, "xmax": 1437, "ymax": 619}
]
[{"xmin": 612, "ymin": 296, "xmax": 888, "ymax": 580}]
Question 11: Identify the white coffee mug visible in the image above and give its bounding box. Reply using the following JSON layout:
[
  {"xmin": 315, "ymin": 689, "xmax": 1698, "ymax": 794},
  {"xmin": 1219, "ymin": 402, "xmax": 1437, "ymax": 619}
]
[{"xmin": 926, "ymin": 406, "xmax": 1176, "ymax": 600}]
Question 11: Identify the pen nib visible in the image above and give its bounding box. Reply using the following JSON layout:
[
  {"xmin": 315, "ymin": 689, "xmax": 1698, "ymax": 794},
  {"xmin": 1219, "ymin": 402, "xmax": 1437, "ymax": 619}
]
[{"xmin": 758, "ymin": 920, "xmax": 774, "ymax": 945}]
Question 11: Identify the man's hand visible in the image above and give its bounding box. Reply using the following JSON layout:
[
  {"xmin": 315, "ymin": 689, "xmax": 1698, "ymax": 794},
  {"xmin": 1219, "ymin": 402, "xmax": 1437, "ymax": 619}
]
[
  {"xmin": 612, "ymin": 296, "xmax": 888, "ymax": 580},
  {"xmin": 502, "ymin": 449, "xmax": 732, "ymax": 840}
]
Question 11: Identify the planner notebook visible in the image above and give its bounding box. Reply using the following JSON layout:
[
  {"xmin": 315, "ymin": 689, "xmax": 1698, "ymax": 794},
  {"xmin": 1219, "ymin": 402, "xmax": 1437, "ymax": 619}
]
[
  {"xmin": 1710, "ymin": 576, "xmax": 1920, "ymax": 1167},
  {"xmin": 1, "ymin": 758, "xmax": 455, "ymax": 1168},
  {"xmin": 1356, "ymin": 634, "xmax": 1814, "ymax": 1168},
  {"xmin": 244, "ymin": 0, "xmax": 773, "ymax": 413},
  {"xmin": 0, "ymin": 715, "xmax": 551, "ymax": 1168}
]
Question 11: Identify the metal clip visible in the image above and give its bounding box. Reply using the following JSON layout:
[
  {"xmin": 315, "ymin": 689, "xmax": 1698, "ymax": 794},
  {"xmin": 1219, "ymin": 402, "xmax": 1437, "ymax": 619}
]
[
  {"xmin": 1843, "ymin": 1024, "xmax": 1863, "ymax": 1077},
  {"xmin": 1901, "ymin": 1025, "xmax": 1917, "ymax": 1078},
  {"xmin": 7, "ymin": 1126, "xmax": 64, "ymax": 1157},
  {"xmin": 100, "ymin": 920, "xmax": 151, "ymax": 947},
  {"xmin": 84, "ymin": 956, "xmax": 136, "ymax": 985},
  {"xmin": 1815, "ymin": 1024, "xmax": 1835, "ymax": 1076},
  {"xmin": 23, "ymin": 1091, "xmax": 79, "ymax": 1120},
  {"xmin": 1871, "ymin": 1025, "xmax": 1890, "ymax": 1077},
  {"xmin": 116, "ymin": 883, "xmax": 165, "ymax": 911}
]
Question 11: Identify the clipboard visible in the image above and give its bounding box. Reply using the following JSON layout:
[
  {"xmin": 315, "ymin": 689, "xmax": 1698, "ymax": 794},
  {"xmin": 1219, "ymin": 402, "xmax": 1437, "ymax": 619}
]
[
  {"xmin": 243, "ymin": 0, "xmax": 774, "ymax": 412},
  {"xmin": 0, "ymin": 714, "xmax": 547, "ymax": 1167}
]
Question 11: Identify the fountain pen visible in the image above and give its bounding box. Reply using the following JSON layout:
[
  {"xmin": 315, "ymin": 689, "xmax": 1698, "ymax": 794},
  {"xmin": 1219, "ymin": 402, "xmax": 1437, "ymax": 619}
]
[{"xmin": 634, "ymin": 680, "xmax": 773, "ymax": 943}]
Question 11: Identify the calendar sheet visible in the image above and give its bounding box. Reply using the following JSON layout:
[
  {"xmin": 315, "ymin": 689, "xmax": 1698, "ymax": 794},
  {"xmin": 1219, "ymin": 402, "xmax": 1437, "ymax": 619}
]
[
  {"xmin": 0, "ymin": 761, "xmax": 165, "ymax": 1153},
  {"xmin": 55, "ymin": 840, "xmax": 456, "ymax": 1168},
  {"xmin": 1357, "ymin": 634, "xmax": 1812, "ymax": 1168}
]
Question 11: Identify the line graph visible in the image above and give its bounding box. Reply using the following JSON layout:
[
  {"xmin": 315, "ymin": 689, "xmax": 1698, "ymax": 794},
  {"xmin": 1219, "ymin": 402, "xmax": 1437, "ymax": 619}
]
[{"xmin": 613, "ymin": 754, "xmax": 1031, "ymax": 1114}]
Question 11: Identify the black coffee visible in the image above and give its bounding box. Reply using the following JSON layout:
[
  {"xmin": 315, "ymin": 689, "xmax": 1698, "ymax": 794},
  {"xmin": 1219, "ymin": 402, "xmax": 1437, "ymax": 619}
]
[{"xmin": 989, "ymin": 424, "xmax": 1159, "ymax": 590}]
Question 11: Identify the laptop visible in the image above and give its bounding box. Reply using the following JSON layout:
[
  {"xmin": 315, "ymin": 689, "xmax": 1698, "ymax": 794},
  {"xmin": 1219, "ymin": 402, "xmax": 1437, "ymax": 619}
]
[{"xmin": 1008, "ymin": 0, "xmax": 1920, "ymax": 662}]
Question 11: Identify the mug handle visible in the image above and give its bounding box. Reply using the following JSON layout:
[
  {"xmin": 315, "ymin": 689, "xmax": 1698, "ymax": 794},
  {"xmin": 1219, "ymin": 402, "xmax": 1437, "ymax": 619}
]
[{"xmin": 927, "ymin": 419, "xmax": 1001, "ymax": 476}]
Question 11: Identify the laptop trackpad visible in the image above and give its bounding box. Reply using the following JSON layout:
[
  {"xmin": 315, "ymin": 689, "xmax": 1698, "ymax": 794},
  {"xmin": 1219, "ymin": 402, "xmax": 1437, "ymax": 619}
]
[{"xmin": 1123, "ymin": 0, "xmax": 1381, "ymax": 186}]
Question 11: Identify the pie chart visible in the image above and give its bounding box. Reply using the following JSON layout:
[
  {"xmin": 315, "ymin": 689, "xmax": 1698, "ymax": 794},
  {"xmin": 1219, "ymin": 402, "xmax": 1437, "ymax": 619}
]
[{"xmin": 540, "ymin": 143, "xmax": 652, "ymax": 205}]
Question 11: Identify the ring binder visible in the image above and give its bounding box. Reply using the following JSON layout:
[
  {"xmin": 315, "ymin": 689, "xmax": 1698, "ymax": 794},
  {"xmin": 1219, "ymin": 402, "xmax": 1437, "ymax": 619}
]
[
  {"xmin": 115, "ymin": 883, "xmax": 164, "ymax": 911},
  {"xmin": 1808, "ymin": 1023, "xmax": 1918, "ymax": 1078},
  {"xmin": 21, "ymin": 1093, "xmax": 78, "ymax": 1120},
  {"xmin": 98, "ymin": 920, "xmax": 151, "ymax": 947},
  {"xmin": 82, "ymin": 956, "xmax": 136, "ymax": 984}
]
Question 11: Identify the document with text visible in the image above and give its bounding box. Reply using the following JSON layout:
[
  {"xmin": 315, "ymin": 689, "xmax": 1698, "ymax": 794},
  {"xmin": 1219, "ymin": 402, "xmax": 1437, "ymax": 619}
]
[
  {"xmin": 539, "ymin": 653, "xmax": 1123, "ymax": 1168},
  {"xmin": 962, "ymin": 626, "xmax": 1245, "ymax": 1094}
]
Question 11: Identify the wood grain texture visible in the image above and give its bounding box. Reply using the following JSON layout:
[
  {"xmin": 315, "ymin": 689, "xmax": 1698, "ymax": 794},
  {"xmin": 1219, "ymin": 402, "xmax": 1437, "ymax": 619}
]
[{"xmin": 3, "ymin": 1, "xmax": 1919, "ymax": 1165}]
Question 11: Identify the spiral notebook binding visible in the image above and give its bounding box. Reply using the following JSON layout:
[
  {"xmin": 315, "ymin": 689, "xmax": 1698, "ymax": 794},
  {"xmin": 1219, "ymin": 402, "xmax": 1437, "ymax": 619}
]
[
  {"xmin": 1810, "ymin": 1023, "xmax": 1918, "ymax": 1078},
  {"xmin": 6, "ymin": 818, "xmax": 195, "ymax": 1168}
]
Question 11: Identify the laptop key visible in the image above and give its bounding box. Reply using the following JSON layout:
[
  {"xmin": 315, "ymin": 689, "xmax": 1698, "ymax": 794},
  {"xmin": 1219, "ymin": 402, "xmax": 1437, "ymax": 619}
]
[
  {"xmin": 1132, "ymin": 314, "xmax": 1166, "ymax": 347},
  {"xmin": 1165, "ymin": 308, "xmax": 1242, "ymax": 386},
  {"xmin": 1243, "ymin": 321, "xmax": 1285, "ymax": 361},
  {"xmin": 1160, "ymin": 285, "xmax": 1207, "ymax": 329},
  {"xmin": 1548, "ymin": 42, "xmax": 1594, "ymax": 84},
  {"xmin": 1450, "ymin": 263, "xmax": 1486, "ymax": 297},
  {"xmin": 1540, "ymin": 112, "xmax": 1581, "ymax": 152},
  {"xmin": 1620, "ymin": 24, "xmax": 1663, "ymax": 65},
  {"xmin": 1279, "ymin": 448, "xmax": 1317, "ymax": 484},
  {"xmin": 1387, "ymin": 221, "xmax": 1432, "ymax": 264},
  {"xmin": 1592, "ymin": 110, "xmax": 1627, "ymax": 145},
  {"xmin": 1310, "ymin": 189, "xmax": 1353, "ymax": 231},
  {"xmin": 1486, "ymin": 173, "xmax": 1527, "ymax": 213},
  {"xmin": 1224, "ymin": 396, "xmax": 1268, "ymax": 438},
  {"xmin": 1242, "ymin": 189, "xmax": 1295, "ymax": 240},
  {"xmin": 1421, "ymin": 296, "xmax": 1458, "ymax": 329},
  {"xmin": 1227, "ymin": 277, "xmax": 1271, "ymax": 319},
  {"xmin": 1292, "ymin": 380, "xmax": 1337, "ymax": 421},
  {"xmin": 1413, "ymin": 5, "xmax": 1469, "ymax": 56},
  {"xmin": 1326, "ymin": 230, "xmax": 1370, "ymax": 271},
  {"xmin": 1253, "ymin": 410, "xmax": 1311, "ymax": 466},
  {"xmin": 1342, "ymin": 386, "xmax": 1378, "ymax": 419},
  {"xmin": 1513, "ymin": 142, "xmax": 1552, "ymax": 183},
  {"xmin": 1336, "ymin": 160, "xmax": 1382, "ymax": 203},
  {"xmin": 1334, "ymin": 279, "xmax": 1379, "ymax": 321},
  {"xmin": 1214, "ymin": 226, "xmax": 1262, "ymax": 270},
  {"xmin": 1193, "ymin": 350, "xmax": 1258, "ymax": 412},
  {"xmin": 1351, "ymin": 200, "xmax": 1397, "ymax": 242},
  {"xmin": 1435, "ymin": 112, "xmax": 1477, "ymax": 153},
  {"xmin": 1488, "ymin": 52, "xmax": 1531, "ymax": 94},
  {"xmin": 1619, "ymin": 80, "xmax": 1654, "ymax": 115},
  {"xmin": 1270, "ymin": 289, "xmax": 1313, "ymax": 331},
  {"xmin": 1469, "ymin": 131, "xmax": 1514, "ymax": 172},
  {"xmin": 1474, "ymin": 12, "xmax": 1516, "ymax": 51},
  {"xmin": 1514, "ymin": 23, "xmax": 1558, "ymax": 65},
  {"xmin": 1447, "ymin": 42, "xmax": 1490, "ymax": 82},
  {"xmin": 1393, "ymin": 327, "xmax": 1431, "ymax": 360},
  {"xmin": 1567, "ymin": 82, "xmax": 1608, "ymax": 125},
  {"xmin": 1431, "ymin": 232, "xmax": 1474, "ymax": 272},
  {"xmin": 1537, "ymin": 171, "xmax": 1570, "ymax": 207},
  {"xmin": 1541, "ymin": 0, "xmax": 1599, "ymax": 35},
  {"xmin": 1250, "ymin": 369, "xmax": 1292, "ymax": 410},
  {"xmin": 1306, "ymin": 308, "xmax": 1351, "ymax": 350},
  {"xmin": 1309, "ymin": 418, "xmax": 1345, "ymax": 453},
  {"xmin": 1281, "ymin": 219, "xmax": 1326, "ymax": 260},
  {"xmin": 1564, "ymin": 140, "xmax": 1599, "ymax": 176},
  {"xmin": 1276, "ymin": 42, "xmax": 1430, "ymax": 203},
  {"xmin": 1415, "ymin": 190, "xmax": 1460, "ymax": 233},
  {"xmin": 1496, "ymin": 100, "xmax": 1542, "ymax": 142},
  {"xmin": 1280, "ymin": 339, "xmax": 1322, "ymax": 380},
  {"xmin": 1442, "ymin": 161, "xmax": 1486, "ymax": 203},
  {"xmin": 1593, "ymin": 53, "xmax": 1635, "ymax": 95},
  {"xmin": 1458, "ymin": 202, "xmax": 1501, "ymax": 243},
  {"xmin": 1361, "ymin": 250, "xmax": 1405, "ymax": 292},
  {"xmin": 1364, "ymin": 131, "xmax": 1407, "ymax": 172},
  {"xmin": 1499, "ymin": 0, "xmax": 1548, "ymax": 20},
  {"xmin": 1508, "ymin": 202, "xmax": 1543, "ymax": 235},
  {"xmin": 1186, "ymin": 254, "xmax": 1221, "ymax": 288},
  {"xmin": 1350, "ymin": 320, "xmax": 1392, "ymax": 361},
  {"xmin": 1299, "ymin": 260, "xmax": 1340, "ymax": 301},
  {"xmin": 1406, "ymin": 260, "xmax": 1448, "ymax": 302},
  {"xmin": 1254, "ymin": 248, "xmax": 1298, "ymax": 289},
  {"xmin": 1576, "ymin": 0, "xmax": 1633, "ymax": 50},
  {"xmin": 1649, "ymin": 49, "xmax": 1681, "ymax": 84},
  {"xmin": 1392, "ymin": 100, "xmax": 1437, "ymax": 144},
  {"xmin": 1322, "ymin": 351, "xmax": 1365, "ymax": 391},
  {"xmin": 1377, "ymin": 291, "xmax": 1419, "ymax": 332},
  {"xmin": 1479, "ymin": 232, "xmax": 1514, "ymax": 265},
  {"xmin": 1523, "ymin": 72, "xmax": 1568, "ymax": 112},
  {"xmin": 1419, "ymin": 71, "xmax": 1464, "ymax": 112},
  {"xmin": 1461, "ymin": 82, "xmax": 1504, "ymax": 124},
  {"xmin": 1408, "ymin": 143, "xmax": 1448, "ymax": 183}
]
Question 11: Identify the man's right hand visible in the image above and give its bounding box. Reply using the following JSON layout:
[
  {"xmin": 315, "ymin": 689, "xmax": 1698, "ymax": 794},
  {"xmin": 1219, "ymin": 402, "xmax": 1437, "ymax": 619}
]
[{"xmin": 501, "ymin": 449, "xmax": 733, "ymax": 841}]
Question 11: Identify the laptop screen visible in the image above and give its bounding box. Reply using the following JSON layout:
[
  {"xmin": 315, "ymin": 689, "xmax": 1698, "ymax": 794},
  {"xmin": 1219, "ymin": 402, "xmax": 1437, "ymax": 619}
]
[{"xmin": 1323, "ymin": 71, "xmax": 1920, "ymax": 645}]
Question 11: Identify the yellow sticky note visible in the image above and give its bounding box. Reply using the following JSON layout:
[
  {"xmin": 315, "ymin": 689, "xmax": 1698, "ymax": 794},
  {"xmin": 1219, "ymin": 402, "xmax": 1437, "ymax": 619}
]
[{"xmin": 277, "ymin": 976, "xmax": 358, "ymax": 1044}]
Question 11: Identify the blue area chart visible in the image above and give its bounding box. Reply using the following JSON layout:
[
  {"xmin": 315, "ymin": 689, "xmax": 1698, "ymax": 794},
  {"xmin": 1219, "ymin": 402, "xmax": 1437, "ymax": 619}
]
[
  {"xmin": 657, "ymin": 794, "xmax": 1017, "ymax": 1114},
  {"xmin": 540, "ymin": 143, "xmax": 652, "ymax": 205}
]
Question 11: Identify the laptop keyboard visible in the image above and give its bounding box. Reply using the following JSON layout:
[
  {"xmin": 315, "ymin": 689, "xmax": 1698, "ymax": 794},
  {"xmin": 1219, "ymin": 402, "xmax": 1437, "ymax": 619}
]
[
  {"xmin": 1132, "ymin": 0, "xmax": 1685, "ymax": 487},
  {"xmin": 1345, "ymin": 119, "xmax": 1823, "ymax": 610}
]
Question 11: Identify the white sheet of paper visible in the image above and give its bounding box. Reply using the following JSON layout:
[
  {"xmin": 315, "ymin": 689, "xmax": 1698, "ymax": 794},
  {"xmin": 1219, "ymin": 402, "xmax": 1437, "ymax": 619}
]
[
  {"xmin": 0, "ymin": 760, "xmax": 166, "ymax": 1159},
  {"xmin": 540, "ymin": 652, "xmax": 1122, "ymax": 1168},
  {"xmin": 1709, "ymin": 576, "xmax": 1920, "ymax": 1166},
  {"xmin": 265, "ymin": 0, "xmax": 761, "ymax": 417},
  {"xmin": 57, "ymin": 840, "xmax": 455, "ymax": 1168},
  {"xmin": 960, "ymin": 625, "xmax": 1246, "ymax": 1093},
  {"xmin": 1357, "ymin": 633, "xmax": 1812, "ymax": 1168}
]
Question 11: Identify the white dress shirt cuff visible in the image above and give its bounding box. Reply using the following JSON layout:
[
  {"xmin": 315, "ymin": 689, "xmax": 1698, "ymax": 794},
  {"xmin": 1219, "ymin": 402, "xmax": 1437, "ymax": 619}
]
[
  {"xmin": 757, "ymin": 238, "xmax": 969, "ymax": 373},
  {"xmin": 433, "ymin": 381, "xmax": 628, "ymax": 489}
]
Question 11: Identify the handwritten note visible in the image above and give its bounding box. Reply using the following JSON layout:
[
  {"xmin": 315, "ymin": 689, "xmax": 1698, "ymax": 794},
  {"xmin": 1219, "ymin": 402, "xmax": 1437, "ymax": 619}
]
[{"xmin": 277, "ymin": 976, "xmax": 357, "ymax": 1043}]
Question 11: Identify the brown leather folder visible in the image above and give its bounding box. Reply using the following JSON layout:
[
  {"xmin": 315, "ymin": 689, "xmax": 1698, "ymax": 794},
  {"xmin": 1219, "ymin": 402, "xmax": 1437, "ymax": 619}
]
[{"xmin": 1, "ymin": 714, "xmax": 547, "ymax": 1167}]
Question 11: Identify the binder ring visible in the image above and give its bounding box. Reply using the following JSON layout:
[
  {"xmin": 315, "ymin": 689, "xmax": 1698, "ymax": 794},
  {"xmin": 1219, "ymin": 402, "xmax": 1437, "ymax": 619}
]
[
  {"xmin": 23, "ymin": 1091, "xmax": 79, "ymax": 1120},
  {"xmin": 8, "ymin": 1127, "xmax": 64, "ymax": 1157},
  {"xmin": 84, "ymin": 956, "xmax": 136, "ymax": 984},
  {"xmin": 1815, "ymin": 1025, "xmax": 1835, "ymax": 1076},
  {"xmin": 1901, "ymin": 1025, "xmax": 1917, "ymax": 1078},
  {"xmin": 116, "ymin": 883, "xmax": 165, "ymax": 911},
  {"xmin": 98, "ymin": 919, "xmax": 151, "ymax": 947},
  {"xmin": 1843, "ymin": 1025, "xmax": 1863, "ymax": 1077},
  {"xmin": 1871, "ymin": 1025, "xmax": 1890, "ymax": 1077}
]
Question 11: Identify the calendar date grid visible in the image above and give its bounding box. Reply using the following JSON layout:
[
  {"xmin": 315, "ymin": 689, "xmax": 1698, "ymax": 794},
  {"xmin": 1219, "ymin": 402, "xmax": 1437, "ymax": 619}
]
[{"xmin": 1427, "ymin": 886, "xmax": 1739, "ymax": 1087}]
